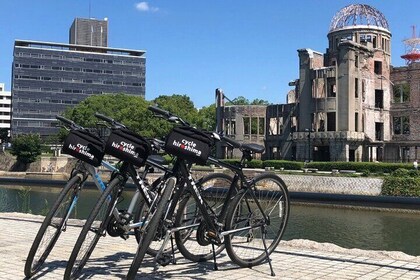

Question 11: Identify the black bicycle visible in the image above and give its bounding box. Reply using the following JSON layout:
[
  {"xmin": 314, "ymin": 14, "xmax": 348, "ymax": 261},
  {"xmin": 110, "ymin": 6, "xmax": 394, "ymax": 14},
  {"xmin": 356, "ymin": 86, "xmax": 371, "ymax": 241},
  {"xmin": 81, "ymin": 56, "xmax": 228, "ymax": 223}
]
[
  {"xmin": 126, "ymin": 106, "xmax": 290, "ymax": 279},
  {"xmin": 63, "ymin": 113, "xmax": 177, "ymax": 280}
]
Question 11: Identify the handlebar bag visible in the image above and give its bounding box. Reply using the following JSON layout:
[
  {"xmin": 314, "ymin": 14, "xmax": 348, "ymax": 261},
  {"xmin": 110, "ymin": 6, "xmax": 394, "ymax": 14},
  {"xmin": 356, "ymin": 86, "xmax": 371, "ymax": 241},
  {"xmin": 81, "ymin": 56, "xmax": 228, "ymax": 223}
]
[
  {"xmin": 164, "ymin": 126, "xmax": 214, "ymax": 165},
  {"xmin": 62, "ymin": 129, "xmax": 105, "ymax": 167},
  {"xmin": 105, "ymin": 128, "xmax": 151, "ymax": 167}
]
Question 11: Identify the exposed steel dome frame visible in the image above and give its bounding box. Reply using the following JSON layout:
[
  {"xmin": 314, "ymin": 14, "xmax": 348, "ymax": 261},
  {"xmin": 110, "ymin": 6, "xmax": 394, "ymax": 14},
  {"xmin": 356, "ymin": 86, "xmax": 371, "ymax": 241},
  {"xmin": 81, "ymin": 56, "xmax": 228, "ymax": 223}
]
[{"xmin": 329, "ymin": 4, "xmax": 389, "ymax": 33}]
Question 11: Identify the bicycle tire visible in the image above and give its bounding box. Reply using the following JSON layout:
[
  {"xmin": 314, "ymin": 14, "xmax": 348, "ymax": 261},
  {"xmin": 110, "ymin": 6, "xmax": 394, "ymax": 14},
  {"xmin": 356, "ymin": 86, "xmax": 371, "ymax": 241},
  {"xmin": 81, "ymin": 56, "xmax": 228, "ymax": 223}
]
[
  {"xmin": 133, "ymin": 176, "xmax": 167, "ymax": 256},
  {"xmin": 174, "ymin": 172, "xmax": 233, "ymax": 262},
  {"xmin": 63, "ymin": 176, "xmax": 123, "ymax": 280},
  {"xmin": 224, "ymin": 173, "xmax": 290, "ymax": 267},
  {"xmin": 126, "ymin": 177, "xmax": 177, "ymax": 280},
  {"xmin": 24, "ymin": 175, "xmax": 82, "ymax": 278}
]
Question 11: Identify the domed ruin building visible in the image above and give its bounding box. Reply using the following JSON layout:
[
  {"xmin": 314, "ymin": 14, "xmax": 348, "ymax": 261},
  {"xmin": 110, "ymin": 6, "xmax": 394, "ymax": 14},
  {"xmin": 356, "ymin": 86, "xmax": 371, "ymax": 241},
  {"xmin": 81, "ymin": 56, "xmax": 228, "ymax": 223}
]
[{"xmin": 266, "ymin": 4, "xmax": 395, "ymax": 162}]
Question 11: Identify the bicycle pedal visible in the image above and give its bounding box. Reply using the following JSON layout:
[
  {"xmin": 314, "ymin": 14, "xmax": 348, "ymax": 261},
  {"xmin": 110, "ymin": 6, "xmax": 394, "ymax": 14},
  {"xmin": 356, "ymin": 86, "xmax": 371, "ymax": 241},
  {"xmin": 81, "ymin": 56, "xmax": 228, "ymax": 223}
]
[
  {"xmin": 120, "ymin": 234, "xmax": 129, "ymax": 240},
  {"xmin": 156, "ymin": 254, "xmax": 172, "ymax": 266}
]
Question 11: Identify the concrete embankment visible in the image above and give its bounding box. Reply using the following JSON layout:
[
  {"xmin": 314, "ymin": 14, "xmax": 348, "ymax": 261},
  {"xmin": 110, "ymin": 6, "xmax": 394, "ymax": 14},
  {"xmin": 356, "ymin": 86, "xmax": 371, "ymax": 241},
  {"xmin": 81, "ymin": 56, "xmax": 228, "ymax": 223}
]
[{"xmin": 2, "ymin": 168, "xmax": 420, "ymax": 209}]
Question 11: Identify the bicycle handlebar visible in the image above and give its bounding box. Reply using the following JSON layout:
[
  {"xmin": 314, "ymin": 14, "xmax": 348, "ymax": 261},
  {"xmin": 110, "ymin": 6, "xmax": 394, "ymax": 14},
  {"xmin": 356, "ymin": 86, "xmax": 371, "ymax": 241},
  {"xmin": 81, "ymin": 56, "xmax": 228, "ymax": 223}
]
[
  {"xmin": 56, "ymin": 115, "xmax": 82, "ymax": 130},
  {"xmin": 221, "ymin": 135, "xmax": 241, "ymax": 149},
  {"xmin": 148, "ymin": 105, "xmax": 189, "ymax": 126},
  {"xmin": 148, "ymin": 106, "xmax": 170, "ymax": 118},
  {"xmin": 95, "ymin": 113, "xmax": 126, "ymax": 129}
]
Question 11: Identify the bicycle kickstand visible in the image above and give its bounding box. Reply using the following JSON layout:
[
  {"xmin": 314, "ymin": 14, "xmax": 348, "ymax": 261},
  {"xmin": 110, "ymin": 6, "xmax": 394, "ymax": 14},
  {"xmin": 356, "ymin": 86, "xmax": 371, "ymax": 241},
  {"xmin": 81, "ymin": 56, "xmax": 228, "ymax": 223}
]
[
  {"xmin": 212, "ymin": 243, "xmax": 218, "ymax": 271},
  {"xmin": 261, "ymin": 227, "xmax": 275, "ymax": 277},
  {"xmin": 170, "ymin": 234, "xmax": 176, "ymax": 264}
]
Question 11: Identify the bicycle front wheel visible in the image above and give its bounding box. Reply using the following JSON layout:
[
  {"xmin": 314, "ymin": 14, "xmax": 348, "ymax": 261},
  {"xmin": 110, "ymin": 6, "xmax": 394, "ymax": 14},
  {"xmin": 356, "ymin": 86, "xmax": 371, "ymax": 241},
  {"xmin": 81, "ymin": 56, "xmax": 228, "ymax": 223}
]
[
  {"xmin": 174, "ymin": 173, "xmax": 233, "ymax": 262},
  {"xmin": 224, "ymin": 173, "xmax": 290, "ymax": 267},
  {"xmin": 63, "ymin": 176, "xmax": 123, "ymax": 280},
  {"xmin": 127, "ymin": 177, "xmax": 176, "ymax": 280},
  {"xmin": 24, "ymin": 175, "xmax": 82, "ymax": 278}
]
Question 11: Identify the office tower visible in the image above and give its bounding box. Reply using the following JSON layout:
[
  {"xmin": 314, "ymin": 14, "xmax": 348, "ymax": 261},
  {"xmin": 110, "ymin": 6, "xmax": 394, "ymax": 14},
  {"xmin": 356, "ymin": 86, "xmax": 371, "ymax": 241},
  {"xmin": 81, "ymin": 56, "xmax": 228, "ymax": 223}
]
[{"xmin": 11, "ymin": 40, "xmax": 145, "ymax": 137}]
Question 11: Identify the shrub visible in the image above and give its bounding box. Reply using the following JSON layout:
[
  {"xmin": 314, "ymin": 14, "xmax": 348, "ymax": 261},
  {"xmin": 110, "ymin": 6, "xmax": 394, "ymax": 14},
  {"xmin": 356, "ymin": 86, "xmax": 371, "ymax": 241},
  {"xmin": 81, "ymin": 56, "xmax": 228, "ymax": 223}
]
[
  {"xmin": 382, "ymin": 177, "xmax": 420, "ymax": 197},
  {"xmin": 262, "ymin": 160, "xmax": 303, "ymax": 170},
  {"xmin": 220, "ymin": 159, "xmax": 263, "ymax": 169},
  {"xmin": 10, "ymin": 134, "xmax": 42, "ymax": 165},
  {"xmin": 391, "ymin": 168, "xmax": 410, "ymax": 177}
]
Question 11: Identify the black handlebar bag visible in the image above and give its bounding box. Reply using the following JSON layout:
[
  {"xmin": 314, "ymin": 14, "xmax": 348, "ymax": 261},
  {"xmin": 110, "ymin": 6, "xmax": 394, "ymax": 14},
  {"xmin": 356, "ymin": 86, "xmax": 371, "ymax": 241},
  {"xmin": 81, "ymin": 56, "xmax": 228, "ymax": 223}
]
[
  {"xmin": 62, "ymin": 130, "xmax": 105, "ymax": 167},
  {"xmin": 105, "ymin": 128, "xmax": 151, "ymax": 167},
  {"xmin": 164, "ymin": 126, "xmax": 214, "ymax": 165}
]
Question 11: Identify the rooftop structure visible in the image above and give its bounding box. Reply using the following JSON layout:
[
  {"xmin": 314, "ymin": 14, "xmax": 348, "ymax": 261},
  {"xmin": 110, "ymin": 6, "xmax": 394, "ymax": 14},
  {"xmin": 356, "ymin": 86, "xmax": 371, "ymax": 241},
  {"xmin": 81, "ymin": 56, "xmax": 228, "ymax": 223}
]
[
  {"xmin": 401, "ymin": 26, "xmax": 420, "ymax": 64},
  {"xmin": 329, "ymin": 4, "xmax": 389, "ymax": 33},
  {"xmin": 69, "ymin": 18, "xmax": 108, "ymax": 47}
]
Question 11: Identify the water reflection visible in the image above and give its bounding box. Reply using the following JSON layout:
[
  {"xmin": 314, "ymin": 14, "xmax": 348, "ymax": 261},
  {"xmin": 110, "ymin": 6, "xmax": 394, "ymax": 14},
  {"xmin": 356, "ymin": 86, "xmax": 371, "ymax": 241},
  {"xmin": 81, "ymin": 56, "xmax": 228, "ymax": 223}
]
[
  {"xmin": 283, "ymin": 204, "xmax": 420, "ymax": 256},
  {"xmin": 0, "ymin": 185, "xmax": 132, "ymax": 220},
  {"xmin": 1, "ymin": 185, "xmax": 420, "ymax": 256}
]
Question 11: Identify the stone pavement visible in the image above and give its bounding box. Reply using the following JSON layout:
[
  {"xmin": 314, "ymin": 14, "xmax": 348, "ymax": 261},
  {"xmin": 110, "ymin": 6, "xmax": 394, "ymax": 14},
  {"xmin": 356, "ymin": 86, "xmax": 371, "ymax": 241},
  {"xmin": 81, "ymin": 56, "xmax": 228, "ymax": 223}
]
[{"xmin": 1, "ymin": 212, "xmax": 420, "ymax": 280}]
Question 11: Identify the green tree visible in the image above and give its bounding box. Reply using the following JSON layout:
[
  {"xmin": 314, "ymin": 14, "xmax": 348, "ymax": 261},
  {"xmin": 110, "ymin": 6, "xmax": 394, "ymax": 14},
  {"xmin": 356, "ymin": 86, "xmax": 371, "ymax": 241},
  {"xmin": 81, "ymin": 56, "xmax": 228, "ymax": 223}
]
[
  {"xmin": 152, "ymin": 94, "xmax": 199, "ymax": 137},
  {"xmin": 64, "ymin": 93, "xmax": 156, "ymax": 137},
  {"xmin": 226, "ymin": 96, "xmax": 269, "ymax": 105},
  {"xmin": 251, "ymin": 98, "xmax": 270, "ymax": 105},
  {"xmin": 0, "ymin": 128, "xmax": 9, "ymax": 143},
  {"xmin": 197, "ymin": 104, "xmax": 216, "ymax": 131},
  {"xmin": 227, "ymin": 96, "xmax": 250, "ymax": 105},
  {"xmin": 10, "ymin": 134, "xmax": 42, "ymax": 165}
]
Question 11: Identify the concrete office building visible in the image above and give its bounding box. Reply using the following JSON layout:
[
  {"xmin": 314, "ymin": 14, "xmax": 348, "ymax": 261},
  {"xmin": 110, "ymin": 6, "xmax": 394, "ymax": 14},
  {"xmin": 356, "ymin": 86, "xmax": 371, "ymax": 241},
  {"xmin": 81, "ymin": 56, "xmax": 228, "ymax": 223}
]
[
  {"xmin": 70, "ymin": 18, "xmax": 108, "ymax": 47},
  {"xmin": 11, "ymin": 18, "xmax": 145, "ymax": 137},
  {"xmin": 0, "ymin": 83, "xmax": 11, "ymax": 134}
]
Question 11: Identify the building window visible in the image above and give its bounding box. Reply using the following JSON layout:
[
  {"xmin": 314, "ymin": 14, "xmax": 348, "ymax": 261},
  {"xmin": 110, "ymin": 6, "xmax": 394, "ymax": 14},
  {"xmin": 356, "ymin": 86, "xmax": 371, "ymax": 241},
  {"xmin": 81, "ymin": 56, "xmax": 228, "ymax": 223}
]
[
  {"xmin": 243, "ymin": 117, "xmax": 250, "ymax": 135},
  {"xmin": 393, "ymin": 116, "xmax": 410, "ymax": 135},
  {"xmin": 375, "ymin": 122, "xmax": 383, "ymax": 140},
  {"xmin": 374, "ymin": 61, "xmax": 382, "ymax": 75},
  {"xmin": 355, "ymin": 112, "xmax": 359, "ymax": 132},
  {"xmin": 393, "ymin": 83, "xmax": 410, "ymax": 103},
  {"xmin": 328, "ymin": 78, "xmax": 336, "ymax": 97},
  {"xmin": 259, "ymin": 117, "xmax": 265, "ymax": 135},
  {"xmin": 360, "ymin": 34, "xmax": 372, "ymax": 43},
  {"xmin": 327, "ymin": 112, "xmax": 336, "ymax": 131},
  {"xmin": 355, "ymin": 55, "xmax": 359, "ymax": 68},
  {"xmin": 355, "ymin": 78, "xmax": 358, "ymax": 98},
  {"xmin": 375, "ymin": 90, "xmax": 383, "ymax": 108}
]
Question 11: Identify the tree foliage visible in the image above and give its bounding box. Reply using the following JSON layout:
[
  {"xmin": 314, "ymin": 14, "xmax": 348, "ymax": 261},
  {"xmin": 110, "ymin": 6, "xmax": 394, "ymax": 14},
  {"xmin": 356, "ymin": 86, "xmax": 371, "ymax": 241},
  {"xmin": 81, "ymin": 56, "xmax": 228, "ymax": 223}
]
[
  {"xmin": 60, "ymin": 93, "xmax": 265, "ymax": 141},
  {"xmin": 196, "ymin": 104, "xmax": 216, "ymax": 131},
  {"xmin": 10, "ymin": 134, "xmax": 42, "ymax": 164},
  {"xmin": 0, "ymin": 128, "xmax": 9, "ymax": 143},
  {"xmin": 226, "ymin": 96, "xmax": 270, "ymax": 105},
  {"xmin": 64, "ymin": 93, "xmax": 155, "ymax": 137}
]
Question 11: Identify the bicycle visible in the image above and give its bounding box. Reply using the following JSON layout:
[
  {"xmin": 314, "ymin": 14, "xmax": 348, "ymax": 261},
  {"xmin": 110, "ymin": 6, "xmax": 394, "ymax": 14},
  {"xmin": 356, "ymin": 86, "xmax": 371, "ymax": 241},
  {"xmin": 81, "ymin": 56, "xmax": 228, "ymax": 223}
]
[
  {"xmin": 63, "ymin": 113, "xmax": 178, "ymax": 280},
  {"xmin": 126, "ymin": 106, "xmax": 290, "ymax": 279},
  {"xmin": 24, "ymin": 116, "xmax": 116, "ymax": 278}
]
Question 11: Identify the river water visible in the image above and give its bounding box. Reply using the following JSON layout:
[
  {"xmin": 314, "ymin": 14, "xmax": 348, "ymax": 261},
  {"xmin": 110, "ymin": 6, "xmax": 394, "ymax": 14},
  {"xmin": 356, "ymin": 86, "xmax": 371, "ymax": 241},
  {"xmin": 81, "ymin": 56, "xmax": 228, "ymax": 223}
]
[{"xmin": 1, "ymin": 184, "xmax": 420, "ymax": 256}]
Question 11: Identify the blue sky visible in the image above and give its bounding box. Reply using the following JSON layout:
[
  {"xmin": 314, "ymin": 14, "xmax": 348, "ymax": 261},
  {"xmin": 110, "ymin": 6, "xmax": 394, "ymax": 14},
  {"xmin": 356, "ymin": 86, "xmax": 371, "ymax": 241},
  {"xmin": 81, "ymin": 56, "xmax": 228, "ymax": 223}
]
[{"xmin": 0, "ymin": 1, "xmax": 418, "ymax": 108}]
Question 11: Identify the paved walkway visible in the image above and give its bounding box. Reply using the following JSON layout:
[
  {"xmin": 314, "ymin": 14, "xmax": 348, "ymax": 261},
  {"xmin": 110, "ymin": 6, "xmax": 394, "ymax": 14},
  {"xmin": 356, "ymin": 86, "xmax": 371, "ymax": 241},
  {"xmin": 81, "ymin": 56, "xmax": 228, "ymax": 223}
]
[{"xmin": 1, "ymin": 213, "xmax": 420, "ymax": 280}]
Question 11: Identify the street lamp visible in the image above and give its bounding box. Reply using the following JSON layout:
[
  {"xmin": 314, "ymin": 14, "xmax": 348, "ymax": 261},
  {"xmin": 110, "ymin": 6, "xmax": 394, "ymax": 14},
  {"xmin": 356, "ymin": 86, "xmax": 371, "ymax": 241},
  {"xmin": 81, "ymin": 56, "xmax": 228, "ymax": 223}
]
[{"xmin": 305, "ymin": 128, "xmax": 313, "ymax": 162}]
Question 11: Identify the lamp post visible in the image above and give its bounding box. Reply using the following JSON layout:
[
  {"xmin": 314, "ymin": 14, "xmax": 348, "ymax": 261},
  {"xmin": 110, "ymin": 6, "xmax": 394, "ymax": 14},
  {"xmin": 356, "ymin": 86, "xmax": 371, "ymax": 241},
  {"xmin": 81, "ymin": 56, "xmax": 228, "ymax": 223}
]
[{"xmin": 305, "ymin": 128, "xmax": 311, "ymax": 162}]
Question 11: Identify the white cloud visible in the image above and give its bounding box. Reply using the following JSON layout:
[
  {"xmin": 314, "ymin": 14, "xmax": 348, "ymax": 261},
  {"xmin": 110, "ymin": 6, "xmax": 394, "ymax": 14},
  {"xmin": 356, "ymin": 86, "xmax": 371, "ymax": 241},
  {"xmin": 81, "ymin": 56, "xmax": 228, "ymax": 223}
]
[{"xmin": 135, "ymin": 2, "xmax": 159, "ymax": 12}]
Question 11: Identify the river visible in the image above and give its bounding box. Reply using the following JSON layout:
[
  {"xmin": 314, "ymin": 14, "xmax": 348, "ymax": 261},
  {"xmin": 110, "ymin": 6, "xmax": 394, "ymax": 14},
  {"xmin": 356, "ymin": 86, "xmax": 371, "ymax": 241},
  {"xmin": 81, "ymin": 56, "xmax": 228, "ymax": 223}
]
[{"xmin": 1, "ymin": 184, "xmax": 420, "ymax": 256}]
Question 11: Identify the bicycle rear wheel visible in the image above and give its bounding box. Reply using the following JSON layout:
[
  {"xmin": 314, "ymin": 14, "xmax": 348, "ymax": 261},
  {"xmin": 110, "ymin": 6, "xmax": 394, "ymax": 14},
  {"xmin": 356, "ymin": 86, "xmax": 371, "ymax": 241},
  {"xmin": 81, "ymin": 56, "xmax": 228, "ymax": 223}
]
[
  {"xmin": 24, "ymin": 175, "xmax": 82, "ymax": 278},
  {"xmin": 133, "ymin": 175, "xmax": 166, "ymax": 256},
  {"xmin": 63, "ymin": 176, "xmax": 123, "ymax": 280},
  {"xmin": 174, "ymin": 173, "xmax": 233, "ymax": 262},
  {"xmin": 126, "ymin": 177, "xmax": 176, "ymax": 280},
  {"xmin": 224, "ymin": 173, "xmax": 289, "ymax": 267}
]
